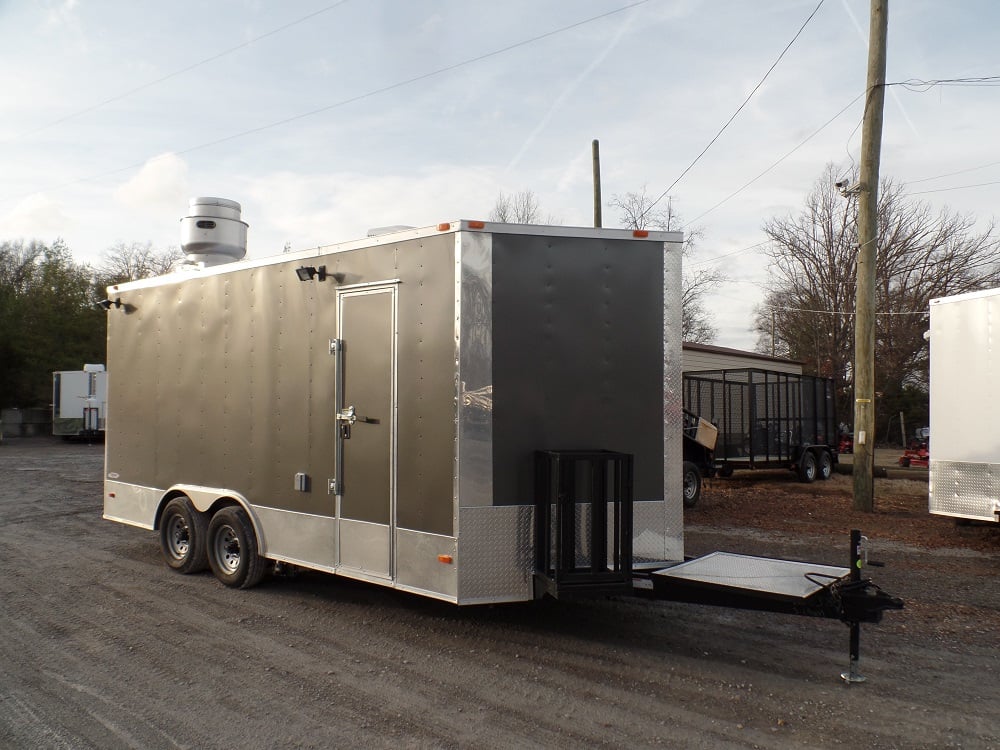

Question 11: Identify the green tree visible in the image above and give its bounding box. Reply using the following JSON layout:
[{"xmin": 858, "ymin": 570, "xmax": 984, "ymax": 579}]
[{"xmin": 0, "ymin": 239, "xmax": 106, "ymax": 408}]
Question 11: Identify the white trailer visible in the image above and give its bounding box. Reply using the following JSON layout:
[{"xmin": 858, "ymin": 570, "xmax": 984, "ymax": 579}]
[
  {"xmin": 52, "ymin": 364, "xmax": 107, "ymax": 438},
  {"xmin": 929, "ymin": 288, "xmax": 1000, "ymax": 522}
]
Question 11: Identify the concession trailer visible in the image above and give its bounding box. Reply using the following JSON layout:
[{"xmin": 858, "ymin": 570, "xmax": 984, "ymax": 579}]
[
  {"xmin": 52, "ymin": 364, "xmax": 107, "ymax": 438},
  {"xmin": 929, "ymin": 287, "xmax": 1000, "ymax": 523},
  {"xmin": 102, "ymin": 199, "xmax": 899, "ymax": 680}
]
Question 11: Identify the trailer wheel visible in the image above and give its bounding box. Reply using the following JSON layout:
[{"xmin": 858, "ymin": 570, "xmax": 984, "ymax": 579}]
[
  {"xmin": 682, "ymin": 461, "xmax": 702, "ymax": 508},
  {"xmin": 207, "ymin": 507, "xmax": 266, "ymax": 589},
  {"xmin": 159, "ymin": 497, "xmax": 209, "ymax": 574},
  {"xmin": 717, "ymin": 465, "xmax": 734, "ymax": 478},
  {"xmin": 797, "ymin": 450, "xmax": 818, "ymax": 483},
  {"xmin": 818, "ymin": 450, "xmax": 833, "ymax": 481}
]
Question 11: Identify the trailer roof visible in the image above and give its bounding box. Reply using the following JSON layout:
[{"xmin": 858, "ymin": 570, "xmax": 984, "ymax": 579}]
[
  {"xmin": 930, "ymin": 286, "xmax": 1000, "ymax": 308},
  {"xmin": 108, "ymin": 220, "xmax": 683, "ymax": 294}
]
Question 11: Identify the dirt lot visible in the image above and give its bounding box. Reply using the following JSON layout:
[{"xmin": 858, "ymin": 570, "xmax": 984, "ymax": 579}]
[{"xmin": 2, "ymin": 438, "xmax": 999, "ymax": 749}]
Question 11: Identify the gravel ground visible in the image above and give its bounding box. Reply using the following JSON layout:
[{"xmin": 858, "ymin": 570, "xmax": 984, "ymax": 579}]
[{"xmin": 1, "ymin": 438, "xmax": 998, "ymax": 749}]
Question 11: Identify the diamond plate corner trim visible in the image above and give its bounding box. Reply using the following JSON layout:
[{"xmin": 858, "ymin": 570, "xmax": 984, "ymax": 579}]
[
  {"xmin": 929, "ymin": 460, "xmax": 1000, "ymax": 521},
  {"xmin": 663, "ymin": 238, "xmax": 685, "ymax": 558},
  {"xmin": 456, "ymin": 504, "xmax": 534, "ymax": 603}
]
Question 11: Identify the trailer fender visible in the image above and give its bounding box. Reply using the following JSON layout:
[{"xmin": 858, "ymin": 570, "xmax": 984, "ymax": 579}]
[{"xmin": 156, "ymin": 485, "xmax": 265, "ymax": 554}]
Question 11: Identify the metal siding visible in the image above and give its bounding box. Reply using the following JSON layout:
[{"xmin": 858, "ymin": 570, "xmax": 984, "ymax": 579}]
[
  {"xmin": 105, "ymin": 236, "xmax": 457, "ymax": 534},
  {"xmin": 393, "ymin": 236, "xmax": 457, "ymax": 536},
  {"xmin": 457, "ymin": 231, "xmax": 494, "ymax": 510},
  {"xmin": 491, "ymin": 234, "xmax": 666, "ymax": 505}
]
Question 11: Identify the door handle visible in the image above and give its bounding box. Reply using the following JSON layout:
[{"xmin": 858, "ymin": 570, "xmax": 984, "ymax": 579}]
[{"xmin": 337, "ymin": 405, "xmax": 380, "ymax": 425}]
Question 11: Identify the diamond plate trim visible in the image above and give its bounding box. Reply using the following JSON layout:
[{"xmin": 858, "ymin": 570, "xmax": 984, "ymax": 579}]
[
  {"xmin": 929, "ymin": 460, "xmax": 1000, "ymax": 521},
  {"xmin": 457, "ymin": 504, "xmax": 534, "ymax": 603}
]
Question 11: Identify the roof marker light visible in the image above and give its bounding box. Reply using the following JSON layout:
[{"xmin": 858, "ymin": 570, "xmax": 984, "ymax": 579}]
[
  {"xmin": 437, "ymin": 223, "xmax": 451, "ymax": 231},
  {"xmin": 468, "ymin": 220, "xmax": 485, "ymax": 229},
  {"xmin": 633, "ymin": 230, "xmax": 649, "ymax": 238}
]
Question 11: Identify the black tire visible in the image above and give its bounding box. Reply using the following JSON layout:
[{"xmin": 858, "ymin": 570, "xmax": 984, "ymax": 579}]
[
  {"xmin": 682, "ymin": 461, "xmax": 702, "ymax": 508},
  {"xmin": 207, "ymin": 506, "xmax": 266, "ymax": 589},
  {"xmin": 718, "ymin": 464, "xmax": 734, "ymax": 478},
  {"xmin": 818, "ymin": 450, "xmax": 833, "ymax": 481},
  {"xmin": 159, "ymin": 497, "xmax": 209, "ymax": 574},
  {"xmin": 797, "ymin": 450, "xmax": 817, "ymax": 483}
]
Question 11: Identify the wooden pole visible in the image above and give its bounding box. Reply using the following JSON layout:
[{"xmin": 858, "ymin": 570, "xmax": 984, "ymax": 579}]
[
  {"xmin": 592, "ymin": 139, "xmax": 602, "ymax": 228},
  {"xmin": 852, "ymin": 0, "xmax": 888, "ymax": 512}
]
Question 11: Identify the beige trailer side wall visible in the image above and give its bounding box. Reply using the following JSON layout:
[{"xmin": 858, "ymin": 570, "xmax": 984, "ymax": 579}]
[{"xmin": 106, "ymin": 234, "xmax": 457, "ymax": 534}]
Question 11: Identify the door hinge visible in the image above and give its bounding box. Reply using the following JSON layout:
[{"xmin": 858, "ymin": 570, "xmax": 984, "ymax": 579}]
[
  {"xmin": 329, "ymin": 338, "xmax": 342, "ymax": 355},
  {"xmin": 328, "ymin": 478, "xmax": 340, "ymax": 495}
]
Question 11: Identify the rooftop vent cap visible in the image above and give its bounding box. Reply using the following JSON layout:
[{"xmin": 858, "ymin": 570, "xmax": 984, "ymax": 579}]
[{"xmin": 180, "ymin": 197, "xmax": 248, "ymax": 267}]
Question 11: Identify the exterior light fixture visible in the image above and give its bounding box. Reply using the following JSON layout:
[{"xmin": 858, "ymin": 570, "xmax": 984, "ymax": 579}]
[
  {"xmin": 295, "ymin": 265, "xmax": 341, "ymax": 282},
  {"xmin": 98, "ymin": 298, "xmax": 123, "ymax": 310}
]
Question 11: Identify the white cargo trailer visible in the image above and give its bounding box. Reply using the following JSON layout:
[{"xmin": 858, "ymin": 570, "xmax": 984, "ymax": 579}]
[
  {"xmin": 929, "ymin": 288, "xmax": 1000, "ymax": 523},
  {"xmin": 52, "ymin": 364, "xmax": 107, "ymax": 438}
]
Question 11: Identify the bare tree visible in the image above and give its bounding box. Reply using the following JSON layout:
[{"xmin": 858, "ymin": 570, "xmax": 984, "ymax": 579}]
[
  {"xmin": 97, "ymin": 241, "xmax": 185, "ymax": 285},
  {"xmin": 610, "ymin": 187, "xmax": 723, "ymax": 343},
  {"xmin": 488, "ymin": 190, "xmax": 558, "ymax": 224},
  {"xmin": 755, "ymin": 163, "xmax": 1000, "ymax": 439}
]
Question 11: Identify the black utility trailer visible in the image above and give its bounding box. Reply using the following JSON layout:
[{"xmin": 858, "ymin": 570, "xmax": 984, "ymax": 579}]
[{"xmin": 683, "ymin": 368, "xmax": 839, "ymax": 483}]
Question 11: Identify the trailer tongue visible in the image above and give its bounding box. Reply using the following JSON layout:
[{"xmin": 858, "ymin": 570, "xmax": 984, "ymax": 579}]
[
  {"xmin": 643, "ymin": 537, "xmax": 903, "ymax": 683},
  {"xmin": 535, "ymin": 450, "xmax": 903, "ymax": 683}
]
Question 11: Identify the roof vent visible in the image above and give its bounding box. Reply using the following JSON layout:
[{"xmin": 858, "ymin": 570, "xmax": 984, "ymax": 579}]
[{"xmin": 180, "ymin": 197, "xmax": 248, "ymax": 267}]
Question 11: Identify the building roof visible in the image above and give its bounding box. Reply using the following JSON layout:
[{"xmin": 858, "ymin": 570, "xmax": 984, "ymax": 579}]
[{"xmin": 682, "ymin": 341, "xmax": 803, "ymax": 367}]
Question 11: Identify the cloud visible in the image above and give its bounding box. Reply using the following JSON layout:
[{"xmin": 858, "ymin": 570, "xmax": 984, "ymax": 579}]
[
  {"xmin": 238, "ymin": 166, "xmax": 499, "ymax": 256},
  {"xmin": 114, "ymin": 153, "xmax": 190, "ymax": 217},
  {"xmin": 0, "ymin": 193, "xmax": 74, "ymax": 239},
  {"xmin": 44, "ymin": 0, "xmax": 79, "ymax": 27}
]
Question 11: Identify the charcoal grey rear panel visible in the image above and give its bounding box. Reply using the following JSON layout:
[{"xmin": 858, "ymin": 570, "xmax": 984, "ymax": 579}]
[{"xmin": 491, "ymin": 234, "xmax": 665, "ymax": 505}]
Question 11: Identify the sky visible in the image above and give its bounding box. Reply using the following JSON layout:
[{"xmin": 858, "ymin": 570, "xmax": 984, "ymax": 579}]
[{"xmin": 2, "ymin": 0, "xmax": 998, "ymax": 350}]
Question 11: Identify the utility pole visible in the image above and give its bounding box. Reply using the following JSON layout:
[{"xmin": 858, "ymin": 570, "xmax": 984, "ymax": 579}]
[
  {"xmin": 853, "ymin": 0, "xmax": 888, "ymax": 512},
  {"xmin": 592, "ymin": 139, "xmax": 602, "ymax": 228}
]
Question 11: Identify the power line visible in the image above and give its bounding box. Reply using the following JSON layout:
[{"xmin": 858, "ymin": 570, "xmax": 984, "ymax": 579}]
[
  {"xmin": 762, "ymin": 304, "xmax": 927, "ymax": 317},
  {"xmin": 686, "ymin": 91, "xmax": 865, "ymax": 227},
  {"xmin": 642, "ymin": 0, "xmax": 826, "ymax": 222},
  {"xmin": 905, "ymin": 159, "xmax": 1000, "ymax": 185},
  {"xmin": 909, "ymin": 178, "xmax": 1000, "ymax": 196},
  {"xmin": 3, "ymin": 0, "xmax": 651, "ymax": 205},
  {"xmin": 887, "ymin": 75, "xmax": 1000, "ymax": 91},
  {"xmin": 686, "ymin": 240, "xmax": 769, "ymax": 268},
  {"xmin": 4, "ymin": 1, "xmax": 352, "ymax": 144}
]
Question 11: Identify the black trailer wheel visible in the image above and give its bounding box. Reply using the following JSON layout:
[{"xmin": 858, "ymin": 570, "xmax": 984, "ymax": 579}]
[
  {"xmin": 797, "ymin": 450, "xmax": 818, "ymax": 483},
  {"xmin": 207, "ymin": 506, "xmax": 266, "ymax": 589},
  {"xmin": 682, "ymin": 461, "xmax": 702, "ymax": 508},
  {"xmin": 818, "ymin": 450, "xmax": 833, "ymax": 481},
  {"xmin": 717, "ymin": 464, "xmax": 734, "ymax": 478},
  {"xmin": 159, "ymin": 497, "xmax": 209, "ymax": 574}
]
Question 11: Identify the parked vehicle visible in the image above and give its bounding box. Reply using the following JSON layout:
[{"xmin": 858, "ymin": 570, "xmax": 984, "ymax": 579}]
[
  {"xmin": 929, "ymin": 288, "xmax": 1000, "ymax": 522},
  {"xmin": 899, "ymin": 437, "xmax": 929, "ymax": 468},
  {"xmin": 100, "ymin": 200, "xmax": 900, "ymax": 675},
  {"xmin": 682, "ymin": 369, "xmax": 838, "ymax": 483},
  {"xmin": 52, "ymin": 364, "xmax": 107, "ymax": 438}
]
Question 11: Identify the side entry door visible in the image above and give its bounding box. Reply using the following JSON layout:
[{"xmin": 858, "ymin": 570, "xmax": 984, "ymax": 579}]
[{"xmin": 334, "ymin": 284, "xmax": 397, "ymax": 580}]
